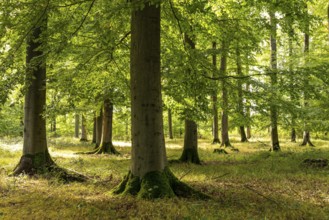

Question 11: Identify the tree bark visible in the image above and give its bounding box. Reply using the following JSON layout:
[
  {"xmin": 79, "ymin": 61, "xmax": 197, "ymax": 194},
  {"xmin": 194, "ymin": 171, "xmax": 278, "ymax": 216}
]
[
  {"xmin": 92, "ymin": 113, "xmax": 96, "ymax": 144},
  {"xmin": 168, "ymin": 108, "xmax": 173, "ymax": 139},
  {"xmin": 220, "ymin": 41, "xmax": 232, "ymax": 147},
  {"xmin": 269, "ymin": 10, "xmax": 280, "ymax": 151},
  {"xmin": 95, "ymin": 108, "xmax": 103, "ymax": 148},
  {"xmin": 246, "ymin": 82, "xmax": 251, "ymax": 139},
  {"xmin": 236, "ymin": 43, "xmax": 248, "ymax": 142},
  {"xmin": 113, "ymin": 2, "xmax": 205, "ymax": 199},
  {"xmin": 180, "ymin": 120, "xmax": 200, "ymax": 164},
  {"xmin": 80, "ymin": 114, "xmax": 88, "ymax": 141},
  {"xmin": 212, "ymin": 42, "xmax": 220, "ymax": 144},
  {"xmin": 13, "ymin": 12, "xmax": 54, "ymax": 175},
  {"xmin": 74, "ymin": 114, "xmax": 79, "ymax": 138},
  {"xmin": 300, "ymin": 10, "xmax": 314, "ymax": 147},
  {"xmin": 95, "ymin": 99, "xmax": 119, "ymax": 154}
]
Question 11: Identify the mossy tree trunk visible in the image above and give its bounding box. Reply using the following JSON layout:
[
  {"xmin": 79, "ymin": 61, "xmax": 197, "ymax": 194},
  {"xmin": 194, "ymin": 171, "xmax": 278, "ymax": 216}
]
[
  {"xmin": 180, "ymin": 120, "xmax": 201, "ymax": 164},
  {"xmin": 212, "ymin": 42, "xmax": 221, "ymax": 144},
  {"xmin": 13, "ymin": 12, "xmax": 54, "ymax": 175},
  {"xmin": 80, "ymin": 114, "xmax": 88, "ymax": 142},
  {"xmin": 168, "ymin": 108, "xmax": 173, "ymax": 139},
  {"xmin": 74, "ymin": 114, "xmax": 79, "ymax": 138},
  {"xmin": 95, "ymin": 99, "xmax": 119, "ymax": 154},
  {"xmin": 113, "ymin": 1, "xmax": 205, "ymax": 199},
  {"xmin": 220, "ymin": 41, "xmax": 232, "ymax": 148},
  {"xmin": 300, "ymin": 131, "xmax": 314, "ymax": 146},
  {"xmin": 269, "ymin": 10, "xmax": 280, "ymax": 151}
]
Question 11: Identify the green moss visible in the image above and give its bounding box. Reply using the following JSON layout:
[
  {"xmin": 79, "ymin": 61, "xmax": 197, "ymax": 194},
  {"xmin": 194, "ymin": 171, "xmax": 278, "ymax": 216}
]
[{"xmin": 138, "ymin": 171, "xmax": 175, "ymax": 199}]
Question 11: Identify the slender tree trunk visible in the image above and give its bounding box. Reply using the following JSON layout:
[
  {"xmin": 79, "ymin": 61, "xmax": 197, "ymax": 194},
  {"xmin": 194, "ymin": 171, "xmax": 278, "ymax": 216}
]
[
  {"xmin": 113, "ymin": 2, "xmax": 205, "ymax": 199},
  {"xmin": 168, "ymin": 108, "xmax": 173, "ymax": 139},
  {"xmin": 95, "ymin": 109, "xmax": 102, "ymax": 149},
  {"xmin": 95, "ymin": 99, "xmax": 119, "ymax": 154},
  {"xmin": 80, "ymin": 114, "xmax": 88, "ymax": 142},
  {"xmin": 288, "ymin": 26, "xmax": 297, "ymax": 143},
  {"xmin": 220, "ymin": 41, "xmax": 232, "ymax": 147},
  {"xmin": 92, "ymin": 113, "xmax": 96, "ymax": 144},
  {"xmin": 180, "ymin": 120, "xmax": 200, "ymax": 164},
  {"xmin": 236, "ymin": 44, "xmax": 248, "ymax": 142},
  {"xmin": 300, "ymin": 11, "xmax": 314, "ymax": 147},
  {"xmin": 212, "ymin": 42, "xmax": 220, "ymax": 144},
  {"xmin": 13, "ymin": 12, "xmax": 53, "ymax": 175},
  {"xmin": 269, "ymin": 10, "xmax": 280, "ymax": 151},
  {"xmin": 74, "ymin": 114, "xmax": 79, "ymax": 138},
  {"xmin": 246, "ymin": 82, "xmax": 251, "ymax": 139}
]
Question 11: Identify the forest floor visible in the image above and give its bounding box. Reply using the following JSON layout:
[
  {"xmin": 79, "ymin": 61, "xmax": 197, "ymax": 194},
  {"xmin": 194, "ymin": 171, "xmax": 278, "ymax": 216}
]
[{"xmin": 0, "ymin": 136, "xmax": 329, "ymax": 220}]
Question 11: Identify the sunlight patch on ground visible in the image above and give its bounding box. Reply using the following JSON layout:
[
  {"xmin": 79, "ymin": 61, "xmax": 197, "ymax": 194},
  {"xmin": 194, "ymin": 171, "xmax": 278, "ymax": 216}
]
[
  {"xmin": 0, "ymin": 142, "xmax": 22, "ymax": 152},
  {"xmin": 113, "ymin": 141, "xmax": 131, "ymax": 148},
  {"xmin": 49, "ymin": 150, "xmax": 79, "ymax": 158}
]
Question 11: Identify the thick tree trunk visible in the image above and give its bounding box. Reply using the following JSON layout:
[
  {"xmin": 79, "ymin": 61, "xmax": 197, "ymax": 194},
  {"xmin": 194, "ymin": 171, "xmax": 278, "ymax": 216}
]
[
  {"xmin": 13, "ymin": 13, "xmax": 54, "ymax": 175},
  {"xmin": 269, "ymin": 11, "xmax": 280, "ymax": 151},
  {"xmin": 168, "ymin": 108, "xmax": 173, "ymax": 139},
  {"xmin": 80, "ymin": 114, "xmax": 88, "ymax": 142},
  {"xmin": 113, "ymin": 2, "xmax": 205, "ymax": 199},
  {"xmin": 95, "ymin": 99, "xmax": 119, "ymax": 154},
  {"xmin": 74, "ymin": 114, "xmax": 79, "ymax": 138},
  {"xmin": 220, "ymin": 42, "xmax": 232, "ymax": 147},
  {"xmin": 180, "ymin": 120, "xmax": 200, "ymax": 164},
  {"xmin": 212, "ymin": 42, "xmax": 220, "ymax": 144}
]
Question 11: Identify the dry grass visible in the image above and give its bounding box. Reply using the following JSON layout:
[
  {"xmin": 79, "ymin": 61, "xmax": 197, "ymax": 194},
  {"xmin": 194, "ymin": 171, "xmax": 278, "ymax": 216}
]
[{"xmin": 0, "ymin": 136, "xmax": 328, "ymax": 219}]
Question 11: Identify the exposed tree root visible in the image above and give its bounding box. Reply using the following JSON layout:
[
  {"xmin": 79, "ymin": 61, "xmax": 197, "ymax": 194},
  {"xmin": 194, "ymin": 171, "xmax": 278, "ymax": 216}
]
[
  {"xmin": 11, "ymin": 154, "xmax": 89, "ymax": 183},
  {"xmin": 112, "ymin": 167, "xmax": 210, "ymax": 200},
  {"xmin": 213, "ymin": 149, "xmax": 228, "ymax": 154},
  {"xmin": 179, "ymin": 149, "xmax": 201, "ymax": 164},
  {"xmin": 76, "ymin": 143, "xmax": 120, "ymax": 155}
]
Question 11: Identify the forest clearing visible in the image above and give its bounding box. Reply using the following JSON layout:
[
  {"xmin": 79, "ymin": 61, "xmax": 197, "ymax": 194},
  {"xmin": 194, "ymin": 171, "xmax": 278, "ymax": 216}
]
[{"xmin": 1, "ymin": 136, "xmax": 329, "ymax": 219}]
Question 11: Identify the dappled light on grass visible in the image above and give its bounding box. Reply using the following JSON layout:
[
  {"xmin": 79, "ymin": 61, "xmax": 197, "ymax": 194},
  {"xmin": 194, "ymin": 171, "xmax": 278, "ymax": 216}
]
[{"xmin": 0, "ymin": 137, "xmax": 328, "ymax": 219}]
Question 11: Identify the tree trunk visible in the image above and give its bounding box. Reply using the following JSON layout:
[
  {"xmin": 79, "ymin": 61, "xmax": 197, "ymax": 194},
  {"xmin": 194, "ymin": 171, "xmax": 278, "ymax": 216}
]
[
  {"xmin": 74, "ymin": 114, "xmax": 79, "ymax": 138},
  {"xmin": 13, "ymin": 13, "xmax": 54, "ymax": 175},
  {"xmin": 180, "ymin": 120, "xmax": 200, "ymax": 164},
  {"xmin": 236, "ymin": 43, "xmax": 248, "ymax": 142},
  {"xmin": 80, "ymin": 114, "xmax": 88, "ymax": 141},
  {"xmin": 246, "ymin": 82, "xmax": 251, "ymax": 139},
  {"xmin": 220, "ymin": 41, "xmax": 232, "ymax": 147},
  {"xmin": 300, "ymin": 11, "xmax": 314, "ymax": 147},
  {"xmin": 269, "ymin": 10, "xmax": 280, "ymax": 151},
  {"xmin": 95, "ymin": 109, "xmax": 103, "ymax": 149},
  {"xmin": 288, "ymin": 25, "xmax": 297, "ymax": 143},
  {"xmin": 300, "ymin": 131, "xmax": 314, "ymax": 146},
  {"xmin": 95, "ymin": 99, "xmax": 119, "ymax": 154},
  {"xmin": 92, "ymin": 113, "xmax": 96, "ymax": 144},
  {"xmin": 113, "ymin": 2, "xmax": 205, "ymax": 199},
  {"xmin": 168, "ymin": 108, "xmax": 173, "ymax": 139},
  {"xmin": 212, "ymin": 42, "xmax": 220, "ymax": 144}
]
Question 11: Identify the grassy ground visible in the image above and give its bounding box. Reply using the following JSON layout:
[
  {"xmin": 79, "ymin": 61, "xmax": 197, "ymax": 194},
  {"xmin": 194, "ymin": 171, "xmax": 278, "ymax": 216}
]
[{"xmin": 0, "ymin": 136, "xmax": 328, "ymax": 219}]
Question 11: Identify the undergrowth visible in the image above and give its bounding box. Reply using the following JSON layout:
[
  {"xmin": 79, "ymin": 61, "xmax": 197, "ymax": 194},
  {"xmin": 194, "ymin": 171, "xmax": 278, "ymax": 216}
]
[{"xmin": 0, "ymin": 137, "xmax": 328, "ymax": 219}]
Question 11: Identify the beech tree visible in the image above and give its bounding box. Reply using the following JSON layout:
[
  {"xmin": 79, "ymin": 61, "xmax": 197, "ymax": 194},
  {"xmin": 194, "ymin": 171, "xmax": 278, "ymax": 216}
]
[
  {"xmin": 13, "ymin": 8, "xmax": 53, "ymax": 175},
  {"xmin": 113, "ymin": 0, "xmax": 206, "ymax": 199}
]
